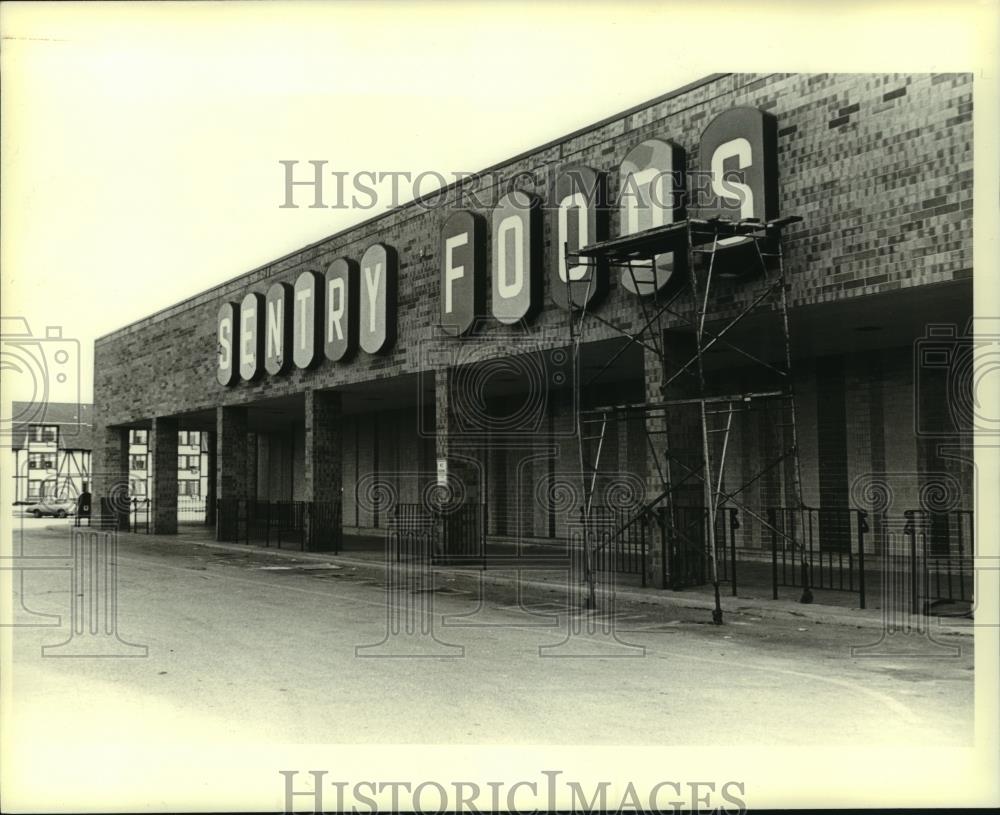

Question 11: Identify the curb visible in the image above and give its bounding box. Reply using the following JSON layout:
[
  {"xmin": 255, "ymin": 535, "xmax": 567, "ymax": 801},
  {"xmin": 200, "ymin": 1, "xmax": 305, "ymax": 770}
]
[{"xmin": 151, "ymin": 532, "xmax": 974, "ymax": 637}]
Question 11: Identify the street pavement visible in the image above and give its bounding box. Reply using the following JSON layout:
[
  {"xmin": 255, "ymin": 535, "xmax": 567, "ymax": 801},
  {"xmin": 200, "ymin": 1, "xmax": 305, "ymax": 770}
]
[{"xmin": 5, "ymin": 522, "xmax": 974, "ymax": 750}]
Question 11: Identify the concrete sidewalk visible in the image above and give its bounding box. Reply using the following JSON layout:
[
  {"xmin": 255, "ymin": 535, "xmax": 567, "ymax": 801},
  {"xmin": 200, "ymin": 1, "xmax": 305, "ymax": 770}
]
[{"xmin": 106, "ymin": 524, "xmax": 975, "ymax": 638}]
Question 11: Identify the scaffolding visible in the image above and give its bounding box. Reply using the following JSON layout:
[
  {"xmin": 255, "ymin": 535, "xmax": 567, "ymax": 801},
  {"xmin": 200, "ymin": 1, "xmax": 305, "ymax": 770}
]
[{"xmin": 562, "ymin": 214, "xmax": 807, "ymax": 622}]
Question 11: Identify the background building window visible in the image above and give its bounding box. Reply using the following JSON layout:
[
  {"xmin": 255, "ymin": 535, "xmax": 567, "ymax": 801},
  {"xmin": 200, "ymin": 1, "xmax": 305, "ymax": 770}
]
[
  {"xmin": 130, "ymin": 455, "xmax": 147, "ymax": 470},
  {"xmin": 28, "ymin": 453, "xmax": 56, "ymax": 470},
  {"xmin": 130, "ymin": 429, "xmax": 148, "ymax": 444},
  {"xmin": 177, "ymin": 455, "xmax": 200, "ymax": 471},
  {"xmin": 31, "ymin": 425, "xmax": 58, "ymax": 444}
]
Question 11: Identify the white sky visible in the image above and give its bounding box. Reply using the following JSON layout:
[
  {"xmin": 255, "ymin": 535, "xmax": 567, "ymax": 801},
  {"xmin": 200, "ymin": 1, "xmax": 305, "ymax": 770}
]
[{"xmin": 1, "ymin": 0, "xmax": 996, "ymax": 414}]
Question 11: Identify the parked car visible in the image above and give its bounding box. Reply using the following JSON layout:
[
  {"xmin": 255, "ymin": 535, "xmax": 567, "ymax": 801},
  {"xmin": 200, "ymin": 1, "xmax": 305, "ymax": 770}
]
[{"xmin": 28, "ymin": 498, "xmax": 76, "ymax": 518}]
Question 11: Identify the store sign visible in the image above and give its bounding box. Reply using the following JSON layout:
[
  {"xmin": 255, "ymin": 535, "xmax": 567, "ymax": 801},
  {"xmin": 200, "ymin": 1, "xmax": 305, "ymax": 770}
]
[
  {"xmin": 618, "ymin": 138, "xmax": 686, "ymax": 296},
  {"xmin": 440, "ymin": 210, "xmax": 485, "ymax": 336},
  {"xmin": 264, "ymin": 282, "xmax": 292, "ymax": 375},
  {"xmin": 216, "ymin": 302, "xmax": 239, "ymax": 386},
  {"xmin": 698, "ymin": 106, "xmax": 779, "ymax": 252},
  {"xmin": 217, "ymin": 242, "xmax": 397, "ymax": 386},
  {"xmin": 550, "ymin": 165, "xmax": 608, "ymax": 310},
  {"xmin": 324, "ymin": 258, "xmax": 359, "ymax": 362},
  {"xmin": 491, "ymin": 190, "xmax": 541, "ymax": 324},
  {"xmin": 358, "ymin": 243, "xmax": 398, "ymax": 355},
  {"xmin": 239, "ymin": 292, "xmax": 265, "ymax": 381},
  {"xmin": 217, "ymin": 105, "xmax": 782, "ymax": 384},
  {"xmin": 293, "ymin": 271, "xmax": 325, "ymax": 369}
]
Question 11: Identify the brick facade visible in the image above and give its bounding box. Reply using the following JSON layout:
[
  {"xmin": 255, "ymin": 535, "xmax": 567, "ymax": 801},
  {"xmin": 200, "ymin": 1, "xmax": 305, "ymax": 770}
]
[{"xmin": 92, "ymin": 73, "xmax": 973, "ymax": 552}]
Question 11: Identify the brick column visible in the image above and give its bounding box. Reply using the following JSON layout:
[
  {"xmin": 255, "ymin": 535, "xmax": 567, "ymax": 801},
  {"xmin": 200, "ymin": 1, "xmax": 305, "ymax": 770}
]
[
  {"xmin": 216, "ymin": 406, "xmax": 249, "ymax": 540},
  {"xmin": 246, "ymin": 432, "xmax": 259, "ymax": 501},
  {"xmin": 435, "ymin": 367, "xmax": 483, "ymax": 501},
  {"xmin": 645, "ymin": 344, "xmax": 668, "ymax": 587},
  {"xmin": 149, "ymin": 417, "xmax": 178, "ymax": 534},
  {"xmin": 646, "ymin": 332, "xmax": 705, "ymax": 588},
  {"xmin": 434, "ymin": 368, "xmax": 484, "ymax": 558},
  {"xmin": 204, "ymin": 431, "xmax": 217, "ymax": 526},
  {"xmin": 303, "ymin": 389, "xmax": 343, "ymax": 551},
  {"xmin": 91, "ymin": 423, "xmax": 130, "ymax": 529}
]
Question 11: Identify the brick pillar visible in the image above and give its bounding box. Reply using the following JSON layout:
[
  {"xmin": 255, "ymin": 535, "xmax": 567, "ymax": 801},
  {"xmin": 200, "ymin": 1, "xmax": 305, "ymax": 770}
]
[
  {"xmin": 91, "ymin": 423, "xmax": 130, "ymax": 528},
  {"xmin": 246, "ymin": 432, "xmax": 258, "ymax": 501},
  {"xmin": 204, "ymin": 431, "xmax": 217, "ymax": 526},
  {"xmin": 434, "ymin": 368, "xmax": 484, "ymax": 558},
  {"xmin": 303, "ymin": 389, "xmax": 343, "ymax": 551},
  {"xmin": 216, "ymin": 406, "xmax": 249, "ymax": 540},
  {"xmin": 647, "ymin": 332, "xmax": 704, "ymax": 588},
  {"xmin": 435, "ymin": 367, "xmax": 484, "ymax": 499},
  {"xmin": 645, "ymin": 344, "xmax": 668, "ymax": 587},
  {"xmin": 149, "ymin": 417, "xmax": 178, "ymax": 534}
]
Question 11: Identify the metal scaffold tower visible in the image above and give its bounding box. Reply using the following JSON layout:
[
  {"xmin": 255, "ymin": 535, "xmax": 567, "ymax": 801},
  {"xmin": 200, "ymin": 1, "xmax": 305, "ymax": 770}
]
[{"xmin": 562, "ymin": 214, "xmax": 806, "ymax": 622}]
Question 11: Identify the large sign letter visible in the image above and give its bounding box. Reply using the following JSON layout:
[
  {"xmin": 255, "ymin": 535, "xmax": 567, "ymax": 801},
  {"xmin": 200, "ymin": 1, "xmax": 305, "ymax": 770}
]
[
  {"xmin": 618, "ymin": 138, "xmax": 686, "ymax": 296},
  {"xmin": 491, "ymin": 190, "xmax": 541, "ymax": 324},
  {"xmin": 550, "ymin": 165, "xmax": 607, "ymax": 310},
  {"xmin": 440, "ymin": 210, "xmax": 485, "ymax": 336},
  {"xmin": 264, "ymin": 282, "xmax": 293, "ymax": 375},
  {"xmin": 698, "ymin": 107, "xmax": 778, "ymax": 259},
  {"xmin": 239, "ymin": 292, "xmax": 264, "ymax": 382},
  {"xmin": 217, "ymin": 302, "xmax": 239, "ymax": 386},
  {"xmin": 293, "ymin": 271, "xmax": 324, "ymax": 369},
  {"xmin": 359, "ymin": 243, "xmax": 397, "ymax": 355},
  {"xmin": 324, "ymin": 257, "xmax": 359, "ymax": 362}
]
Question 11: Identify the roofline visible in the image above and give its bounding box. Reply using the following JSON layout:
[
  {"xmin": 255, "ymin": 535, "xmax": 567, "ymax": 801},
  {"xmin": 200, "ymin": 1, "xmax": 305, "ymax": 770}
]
[
  {"xmin": 12, "ymin": 421, "xmax": 94, "ymax": 426},
  {"xmin": 96, "ymin": 72, "xmax": 731, "ymax": 343}
]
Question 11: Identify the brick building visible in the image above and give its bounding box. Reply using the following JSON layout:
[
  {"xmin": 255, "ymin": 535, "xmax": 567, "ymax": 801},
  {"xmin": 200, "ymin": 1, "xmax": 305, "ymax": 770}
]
[{"xmin": 92, "ymin": 74, "xmax": 974, "ymax": 590}]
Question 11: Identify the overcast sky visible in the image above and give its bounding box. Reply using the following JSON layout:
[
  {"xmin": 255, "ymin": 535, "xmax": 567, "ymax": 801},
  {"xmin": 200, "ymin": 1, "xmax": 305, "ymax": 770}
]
[{"xmin": 1, "ymin": 1, "xmax": 995, "ymax": 420}]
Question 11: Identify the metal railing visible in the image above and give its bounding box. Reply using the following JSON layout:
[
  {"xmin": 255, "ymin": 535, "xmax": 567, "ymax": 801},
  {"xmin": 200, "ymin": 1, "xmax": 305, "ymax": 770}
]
[
  {"xmin": 902, "ymin": 509, "xmax": 974, "ymax": 612},
  {"xmin": 648, "ymin": 504, "xmax": 973, "ymax": 612},
  {"xmin": 584, "ymin": 506, "xmax": 650, "ymax": 586},
  {"xmin": 765, "ymin": 506, "xmax": 870, "ymax": 600},
  {"xmin": 215, "ymin": 499, "xmax": 343, "ymax": 552}
]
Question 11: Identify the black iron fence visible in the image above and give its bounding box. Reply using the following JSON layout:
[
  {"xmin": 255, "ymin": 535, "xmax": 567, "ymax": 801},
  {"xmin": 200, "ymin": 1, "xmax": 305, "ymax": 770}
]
[
  {"xmin": 584, "ymin": 506, "xmax": 650, "ymax": 586},
  {"xmin": 96, "ymin": 489, "xmax": 973, "ymax": 614},
  {"xmin": 391, "ymin": 503, "xmax": 485, "ymax": 566},
  {"xmin": 903, "ymin": 509, "xmax": 974, "ymax": 612},
  {"xmin": 382, "ymin": 501, "xmax": 973, "ymax": 613},
  {"xmin": 765, "ymin": 506, "xmax": 870, "ymax": 600},
  {"xmin": 215, "ymin": 499, "xmax": 342, "ymax": 552},
  {"xmin": 647, "ymin": 504, "xmax": 974, "ymax": 611}
]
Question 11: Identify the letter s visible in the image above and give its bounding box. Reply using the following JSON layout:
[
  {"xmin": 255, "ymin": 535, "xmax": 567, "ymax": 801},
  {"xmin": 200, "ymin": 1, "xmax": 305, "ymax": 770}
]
[{"xmin": 711, "ymin": 137, "xmax": 754, "ymax": 219}]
